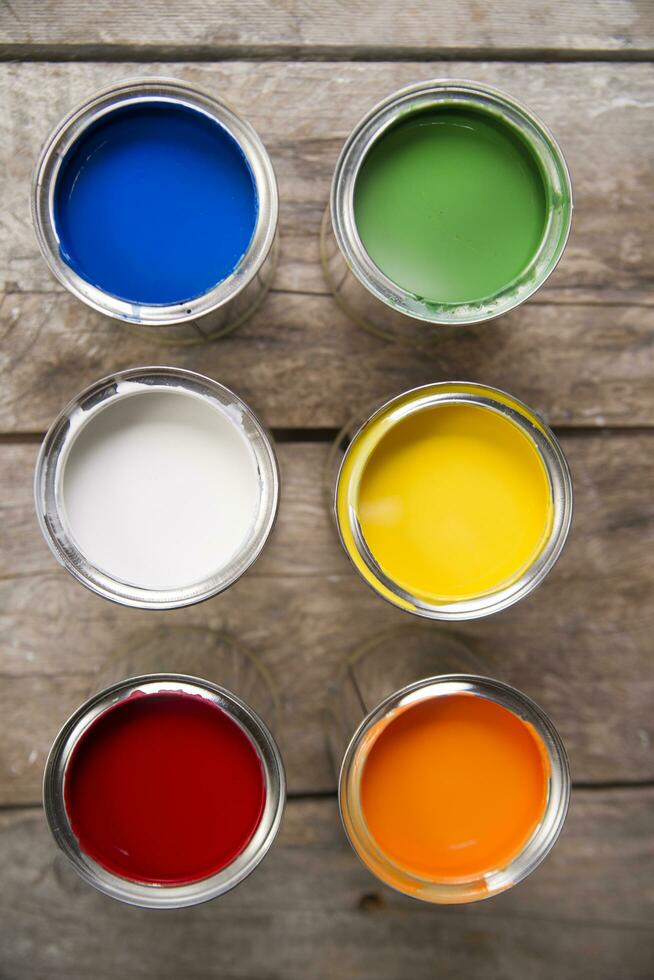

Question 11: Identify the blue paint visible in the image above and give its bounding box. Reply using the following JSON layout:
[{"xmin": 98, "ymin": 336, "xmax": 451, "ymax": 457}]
[{"xmin": 53, "ymin": 101, "xmax": 258, "ymax": 305}]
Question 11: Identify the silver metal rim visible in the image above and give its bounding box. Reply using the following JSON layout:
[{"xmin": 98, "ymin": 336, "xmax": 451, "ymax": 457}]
[
  {"xmin": 34, "ymin": 366, "xmax": 280, "ymax": 609},
  {"xmin": 31, "ymin": 77, "xmax": 278, "ymax": 326},
  {"xmin": 334, "ymin": 382, "xmax": 574, "ymax": 621},
  {"xmin": 43, "ymin": 674, "xmax": 286, "ymax": 909},
  {"xmin": 339, "ymin": 674, "xmax": 570, "ymax": 904},
  {"xmin": 330, "ymin": 78, "xmax": 573, "ymax": 326}
]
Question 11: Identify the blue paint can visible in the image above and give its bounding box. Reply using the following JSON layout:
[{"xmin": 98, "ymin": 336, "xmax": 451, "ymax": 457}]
[{"xmin": 32, "ymin": 79, "xmax": 278, "ymax": 342}]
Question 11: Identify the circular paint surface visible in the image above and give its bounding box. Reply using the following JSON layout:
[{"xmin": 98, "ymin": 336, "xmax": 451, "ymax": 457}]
[
  {"xmin": 64, "ymin": 691, "xmax": 266, "ymax": 885},
  {"xmin": 61, "ymin": 389, "xmax": 261, "ymax": 590},
  {"xmin": 354, "ymin": 106, "xmax": 547, "ymax": 304},
  {"xmin": 53, "ymin": 101, "xmax": 258, "ymax": 304},
  {"xmin": 360, "ymin": 693, "xmax": 549, "ymax": 880},
  {"xmin": 352, "ymin": 401, "xmax": 552, "ymax": 603}
]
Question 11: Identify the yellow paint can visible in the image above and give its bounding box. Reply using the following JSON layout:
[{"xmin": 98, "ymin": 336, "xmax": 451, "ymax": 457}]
[{"xmin": 334, "ymin": 383, "xmax": 573, "ymax": 620}]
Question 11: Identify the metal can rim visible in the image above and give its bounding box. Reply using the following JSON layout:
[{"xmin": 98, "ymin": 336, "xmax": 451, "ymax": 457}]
[
  {"xmin": 31, "ymin": 76, "xmax": 279, "ymax": 326},
  {"xmin": 338, "ymin": 673, "xmax": 571, "ymax": 904},
  {"xmin": 329, "ymin": 78, "xmax": 573, "ymax": 326},
  {"xmin": 333, "ymin": 381, "xmax": 574, "ymax": 621},
  {"xmin": 43, "ymin": 673, "xmax": 286, "ymax": 909},
  {"xmin": 34, "ymin": 365, "xmax": 280, "ymax": 609}
]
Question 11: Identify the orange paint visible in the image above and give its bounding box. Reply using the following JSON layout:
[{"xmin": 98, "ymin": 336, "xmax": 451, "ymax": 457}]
[{"xmin": 360, "ymin": 693, "xmax": 549, "ymax": 881}]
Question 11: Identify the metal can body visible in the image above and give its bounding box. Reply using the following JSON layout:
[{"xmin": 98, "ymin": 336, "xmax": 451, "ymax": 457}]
[
  {"xmin": 43, "ymin": 672, "xmax": 286, "ymax": 908},
  {"xmin": 34, "ymin": 366, "xmax": 280, "ymax": 609},
  {"xmin": 331, "ymin": 382, "xmax": 573, "ymax": 620},
  {"xmin": 32, "ymin": 78, "xmax": 278, "ymax": 343},
  {"xmin": 322, "ymin": 79, "xmax": 572, "ymax": 342},
  {"xmin": 338, "ymin": 673, "xmax": 570, "ymax": 904}
]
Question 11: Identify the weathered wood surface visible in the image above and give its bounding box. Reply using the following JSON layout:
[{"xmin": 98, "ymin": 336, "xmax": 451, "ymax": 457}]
[
  {"xmin": 2, "ymin": 433, "xmax": 652, "ymax": 802},
  {"xmin": 2, "ymin": 292, "xmax": 653, "ymax": 431},
  {"xmin": 2, "ymin": 1, "xmax": 653, "ymax": 57},
  {"xmin": 1, "ymin": 791, "xmax": 653, "ymax": 979},
  {"xmin": 3, "ymin": 62, "xmax": 653, "ymax": 303},
  {"xmin": 1, "ymin": 9, "xmax": 653, "ymax": 976}
]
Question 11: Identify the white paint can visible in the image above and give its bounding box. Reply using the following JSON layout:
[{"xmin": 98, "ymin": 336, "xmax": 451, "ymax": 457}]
[{"xmin": 35, "ymin": 367, "xmax": 279, "ymax": 608}]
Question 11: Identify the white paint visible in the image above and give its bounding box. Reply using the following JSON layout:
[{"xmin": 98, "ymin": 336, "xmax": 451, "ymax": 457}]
[{"xmin": 61, "ymin": 390, "xmax": 261, "ymax": 590}]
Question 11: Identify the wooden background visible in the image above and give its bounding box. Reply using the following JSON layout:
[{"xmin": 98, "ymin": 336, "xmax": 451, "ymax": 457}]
[{"xmin": 1, "ymin": 2, "xmax": 654, "ymax": 977}]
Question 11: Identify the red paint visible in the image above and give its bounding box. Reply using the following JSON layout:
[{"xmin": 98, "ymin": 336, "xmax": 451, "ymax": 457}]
[{"xmin": 64, "ymin": 691, "xmax": 266, "ymax": 885}]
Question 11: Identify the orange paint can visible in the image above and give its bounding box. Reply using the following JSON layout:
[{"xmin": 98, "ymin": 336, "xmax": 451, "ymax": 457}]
[{"xmin": 339, "ymin": 675, "xmax": 570, "ymax": 903}]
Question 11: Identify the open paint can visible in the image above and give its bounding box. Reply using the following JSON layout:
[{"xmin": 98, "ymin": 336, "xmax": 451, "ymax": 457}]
[
  {"xmin": 35, "ymin": 366, "xmax": 279, "ymax": 608},
  {"xmin": 330, "ymin": 382, "xmax": 573, "ymax": 619},
  {"xmin": 322, "ymin": 79, "xmax": 572, "ymax": 342},
  {"xmin": 338, "ymin": 673, "xmax": 570, "ymax": 904},
  {"xmin": 32, "ymin": 78, "xmax": 278, "ymax": 343},
  {"xmin": 43, "ymin": 673, "xmax": 285, "ymax": 908}
]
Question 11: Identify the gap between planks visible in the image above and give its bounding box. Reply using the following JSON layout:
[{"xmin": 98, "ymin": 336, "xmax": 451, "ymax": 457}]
[{"xmin": 1, "ymin": 44, "xmax": 654, "ymax": 64}]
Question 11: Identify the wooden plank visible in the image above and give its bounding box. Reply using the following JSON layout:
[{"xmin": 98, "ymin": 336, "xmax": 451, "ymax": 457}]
[
  {"xmin": 0, "ymin": 792, "xmax": 652, "ymax": 979},
  {"xmin": 2, "ymin": 292, "xmax": 652, "ymax": 432},
  {"xmin": 2, "ymin": 62, "xmax": 653, "ymax": 303},
  {"xmin": 1, "ymin": 433, "xmax": 652, "ymax": 802},
  {"xmin": 1, "ymin": 1, "xmax": 652, "ymax": 55}
]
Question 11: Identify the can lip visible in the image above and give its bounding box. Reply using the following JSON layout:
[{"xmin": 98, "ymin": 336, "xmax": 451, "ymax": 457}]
[
  {"xmin": 34, "ymin": 366, "xmax": 280, "ymax": 609},
  {"xmin": 43, "ymin": 674, "xmax": 286, "ymax": 909},
  {"xmin": 334, "ymin": 381, "xmax": 574, "ymax": 621},
  {"xmin": 31, "ymin": 76, "xmax": 279, "ymax": 326},
  {"xmin": 330, "ymin": 78, "xmax": 573, "ymax": 327},
  {"xmin": 338, "ymin": 673, "xmax": 571, "ymax": 904}
]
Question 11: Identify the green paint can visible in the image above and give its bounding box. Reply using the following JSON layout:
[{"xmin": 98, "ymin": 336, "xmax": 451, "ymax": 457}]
[{"xmin": 321, "ymin": 80, "xmax": 572, "ymax": 342}]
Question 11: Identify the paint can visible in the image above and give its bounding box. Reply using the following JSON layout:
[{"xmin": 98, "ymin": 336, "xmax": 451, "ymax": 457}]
[
  {"xmin": 43, "ymin": 670, "xmax": 285, "ymax": 908},
  {"xmin": 329, "ymin": 382, "xmax": 573, "ymax": 619},
  {"xmin": 321, "ymin": 79, "xmax": 572, "ymax": 342},
  {"xmin": 336, "ymin": 669, "xmax": 570, "ymax": 904},
  {"xmin": 32, "ymin": 78, "xmax": 278, "ymax": 344},
  {"xmin": 35, "ymin": 366, "xmax": 279, "ymax": 609}
]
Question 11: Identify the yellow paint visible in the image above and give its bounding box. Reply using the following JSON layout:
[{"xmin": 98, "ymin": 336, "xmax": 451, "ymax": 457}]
[{"xmin": 336, "ymin": 390, "xmax": 553, "ymax": 608}]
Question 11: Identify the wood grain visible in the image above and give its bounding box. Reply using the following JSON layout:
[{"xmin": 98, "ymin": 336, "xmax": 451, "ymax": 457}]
[
  {"xmin": 1, "ymin": 433, "xmax": 652, "ymax": 802},
  {"xmin": 0, "ymin": 791, "xmax": 652, "ymax": 979},
  {"xmin": 1, "ymin": 2, "xmax": 653, "ymax": 975},
  {"xmin": 1, "ymin": 1, "xmax": 652, "ymax": 56},
  {"xmin": 2, "ymin": 292, "xmax": 653, "ymax": 431},
  {"xmin": 2, "ymin": 62, "xmax": 653, "ymax": 304}
]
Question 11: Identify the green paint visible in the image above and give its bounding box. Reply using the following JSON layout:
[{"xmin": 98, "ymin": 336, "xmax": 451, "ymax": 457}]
[{"xmin": 354, "ymin": 107, "xmax": 548, "ymax": 305}]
